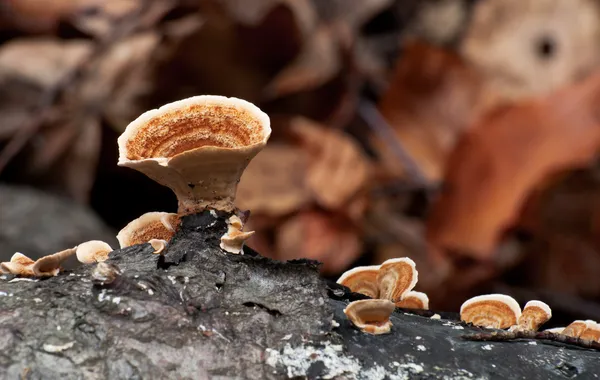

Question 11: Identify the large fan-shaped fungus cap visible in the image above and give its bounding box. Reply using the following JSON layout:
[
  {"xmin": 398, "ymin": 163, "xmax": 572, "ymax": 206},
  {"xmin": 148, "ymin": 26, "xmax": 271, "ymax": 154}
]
[
  {"xmin": 343, "ymin": 299, "xmax": 395, "ymax": 335},
  {"xmin": 513, "ymin": 300, "xmax": 552, "ymax": 332},
  {"xmin": 337, "ymin": 265, "xmax": 380, "ymax": 298},
  {"xmin": 118, "ymin": 96, "xmax": 271, "ymax": 215},
  {"xmin": 460, "ymin": 294, "xmax": 521, "ymax": 329},
  {"xmin": 377, "ymin": 258, "xmax": 418, "ymax": 302},
  {"xmin": 117, "ymin": 212, "xmax": 179, "ymax": 248},
  {"xmin": 562, "ymin": 320, "xmax": 595, "ymax": 338},
  {"xmin": 76, "ymin": 240, "xmax": 113, "ymax": 264},
  {"xmin": 396, "ymin": 291, "xmax": 429, "ymax": 310}
]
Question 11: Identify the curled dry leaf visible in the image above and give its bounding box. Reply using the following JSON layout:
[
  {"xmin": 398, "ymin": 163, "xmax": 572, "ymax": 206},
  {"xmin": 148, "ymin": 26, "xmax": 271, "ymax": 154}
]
[
  {"xmin": 461, "ymin": 0, "xmax": 600, "ymax": 101},
  {"xmin": 427, "ymin": 70, "xmax": 600, "ymax": 258},
  {"xmin": 374, "ymin": 40, "xmax": 485, "ymax": 181},
  {"xmin": 275, "ymin": 209, "xmax": 361, "ymax": 275},
  {"xmin": 236, "ymin": 144, "xmax": 310, "ymax": 216},
  {"xmin": 291, "ymin": 117, "xmax": 370, "ymax": 210}
]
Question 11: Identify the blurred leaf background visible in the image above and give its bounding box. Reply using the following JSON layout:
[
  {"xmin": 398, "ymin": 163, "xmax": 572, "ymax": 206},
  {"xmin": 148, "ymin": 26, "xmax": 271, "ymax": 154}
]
[{"xmin": 2, "ymin": 0, "xmax": 600, "ymax": 325}]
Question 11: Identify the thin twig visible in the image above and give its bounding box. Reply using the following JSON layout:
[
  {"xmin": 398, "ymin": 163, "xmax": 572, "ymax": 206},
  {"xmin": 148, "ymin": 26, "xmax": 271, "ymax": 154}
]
[
  {"xmin": 462, "ymin": 330, "xmax": 600, "ymax": 351},
  {"xmin": 357, "ymin": 100, "xmax": 429, "ymax": 187}
]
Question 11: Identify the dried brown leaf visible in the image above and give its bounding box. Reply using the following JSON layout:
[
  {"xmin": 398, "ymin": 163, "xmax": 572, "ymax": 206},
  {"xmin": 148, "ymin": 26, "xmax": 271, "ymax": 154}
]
[
  {"xmin": 291, "ymin": 117, "xmax": 370, "ymax": 210},
  {"xmin": 374, "ymin": 41, "xmax": 486, "ymax": 181},
  {"xmin": 461, "ymin": 0, "xmax": 600, "ymax": 101},
  {"xmin": 275, "ymin": 210, "xmax": 361, "ymax": 274},
  {"xmin": 427, "ymin": 70, "xmax": 600, "ymax": 259},
  {"xmin": 236, "ymin": 144, "xmax": 311, "ymax": 217}
]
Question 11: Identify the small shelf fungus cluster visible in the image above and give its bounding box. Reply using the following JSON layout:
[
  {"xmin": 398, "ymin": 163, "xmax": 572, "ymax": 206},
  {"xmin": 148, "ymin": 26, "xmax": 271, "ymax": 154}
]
[
  {"xmin": 460, "ymin": 293, "xmax": 600, "ymax": 346},
  {"xmin": 338, "ymin": 257, "xmax": 429, "ymax": 335},
  {"xmin": 0, "ymin": 241, "xmax": 113, "ymax": 277},
  {"xmin": 1, "ymin": 96, "xmax": 271, "ymax": 277}
]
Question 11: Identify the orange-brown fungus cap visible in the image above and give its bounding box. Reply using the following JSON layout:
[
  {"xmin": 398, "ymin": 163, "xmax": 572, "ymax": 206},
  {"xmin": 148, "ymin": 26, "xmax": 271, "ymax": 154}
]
[
  {"xmin": 460, "ymin": 294, "xmax": 521, "ymax": 329},
  {"xmin": 343, "ymin": 299, "xmax": 395, "ymax": 335},
  {"xmin": 76, "ymin": 240, "xmax": 113, "ymax": 264},
  {"xmin": 117, "ymin": 95, "xmax": 271, "ymax": 214},
  {"xmin": 563, "ymin": 320, "xmax": 594, "ymax": 338},
  {"xmin": 0, "ymin": 252, "xmax": 35, "ymax": 276},
  {"xmin": 377, "ymin": 258, "xmax": 418, "ymax": 302},
  {"xmin": 32, "ymin": 247, "xmax": 77, "ymax": 277},
  {"xmin": 396, "ymin": 291, "xmax": 429, "ymax": 310},
  {"xmin": 336, "ymin": 265, "xmax": 380, "ymax": 299},
  {"xmin": 514, "ymin": 300, "xmax": 552, "ymax": 331},
  {"xmin": 579, "ymin": 321, "xmax": 600, "ymax": 342},
  {"xmin": 117, "ymin": 212, "xmax": 179, "ymax": 248}
]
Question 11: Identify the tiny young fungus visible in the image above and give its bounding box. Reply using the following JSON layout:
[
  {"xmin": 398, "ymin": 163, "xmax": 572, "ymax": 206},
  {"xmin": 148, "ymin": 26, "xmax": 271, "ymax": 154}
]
[
  {"xmin": 563, "ymin": 320, "xmax": 595, "ymax": 338},
  {"xmin": 219, "ymin": 215, "xmax": 255, "ymax": 254},
  {"xmin": 579, "ymin": 321, "xmax": 600, "ymax": 342},
  {"xmin": 543, "ymin": 327, "xmax": 565, "ymax": 334},
  {"xmin": 0, "ymin": 253, "xmax": 35, "ymax": 276},
  {"xmin": 149, "ymin": 239, "xmax": 168, "ymax": 254},
  {"xmin": 460, "ymin": 294, "xmax": 521, "ymax": 329},
  {"xmin": 336, "ymin": 265, "xmax": 381, "ymax": 298},
  {"xmin": 510, "ymin": 300, "xmax": 551, "ymax": 332},
  {"xmin": 116, "ymin": 212, "xmax": 179, "ymax": 248},
  {"xmin": 343, "ymin": 299, "xmax": 395, "ymax": 335},
  {"xmin": 377, "ymin": 257, "xmax": 418, "ymax": 302},
  {"xmin": 117, "ymin": 95, "xmax": 271, "ymax": 215},
  {"xmin": 76, "ymin": 240, "xmax": 113, "ymax": 264},
  {"xmin": 396, "ymin": 291, "xmax": 429, "ymax": 310},
  {"xmin": 32, "ymin": 247, "xmax": 77, "ymax": 277}
]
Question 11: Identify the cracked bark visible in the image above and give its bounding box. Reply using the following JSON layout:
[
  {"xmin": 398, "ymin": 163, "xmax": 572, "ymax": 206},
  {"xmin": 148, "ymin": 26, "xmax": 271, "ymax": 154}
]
[{"xmin": 1, "ymin": 211, "xmax": 599, "ymax": 380}]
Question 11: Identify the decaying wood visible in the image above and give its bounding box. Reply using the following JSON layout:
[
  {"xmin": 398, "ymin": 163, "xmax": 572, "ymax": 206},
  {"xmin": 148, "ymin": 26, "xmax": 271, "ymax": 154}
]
[{"xmin": 1, "ymin": 211, "xmax": 599, "ymax": 379}]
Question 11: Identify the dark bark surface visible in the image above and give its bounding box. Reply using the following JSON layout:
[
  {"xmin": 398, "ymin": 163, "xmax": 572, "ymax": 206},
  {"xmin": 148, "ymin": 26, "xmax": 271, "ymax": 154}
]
[{"xmin": 1, "ymin": 211, "xmax": 599, "ymax": 380}]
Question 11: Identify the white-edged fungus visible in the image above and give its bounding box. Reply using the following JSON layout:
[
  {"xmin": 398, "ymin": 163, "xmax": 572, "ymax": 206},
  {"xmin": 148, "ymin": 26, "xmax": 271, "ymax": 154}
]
[
  {"xmin": 579, "ymin": 321, "xmax": 600, "ymax": 342},
  {"xmin": 563, "ymin": 320, "xmax": 595, "ymax": 338},
  {"xmin": 117, "ymin": 95, "xmax": 271, "ymax": 215},
  {"xmin": 460, "ymin": 294, "xmax": 521, "ymax": 329},
  {"xmin": 116, "ymin": 212, "xmax": 179, "ymax": 248},
  {"xmin": 543, "ymin": 327, "xmax": 565, "ymax": 334},
  {"xmin": 396, "ymin": 291, "xmax": 429, "ymax": 310},
  {"xmin": 336, "ymin": 265, "xmax": 380, "ymax": 299},
  {"xmin": 511, "ymin": 300, "xmax": 551, "ymax": 332},
  {"xmin": 0, "ymin": 253, "xmax": 35, "ymax": 276},
  {"xmin": 149, "ymin": 239, "xmax": 168, "ymax": 254},
  {"xmin": 343, "ymin": 299, "xmax": 395, "ymax": 335},
  {"xmin": 219, "ymin": 215, "xmax": 255, "ymax": 254},
  {"xmin": 376, "ymin": 257, "xmax": 418, "ymax": 302},
  {"xmin": 76, "ymin": 240, "xmax": 113, "ymax": 264},
  {"xmin": 31, "ymin": 247, "xmax": 77, "ymax": 277}
]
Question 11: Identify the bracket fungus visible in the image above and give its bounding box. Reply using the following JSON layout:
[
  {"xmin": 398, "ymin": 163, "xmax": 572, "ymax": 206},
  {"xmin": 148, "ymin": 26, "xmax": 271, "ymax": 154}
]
[
  {"xmin": 377, "ymin": 258, "xmax": 418, "ymax": 302},
  {"xmin": 117, "ymin": 95, "xmax": 271, "ymax": 215},
  {"xmin": 511, "ymin": 300, "xmax": 552, "ymax": 332},
  {"xmin": 562, "ymin": 320, "xmax": 595, "ymax": 338},
  {"xmin": 0, "ymin": 253, "xmax": 35, "ymax": 276},
  {"xmin": 76, "ymin": 240, "xmax": 113, "ymax": 264},
  {"xmin": 336, "ymin": 265, "xmax": 381, "ymax": 299},
  {"xmin": 579, "ymin": 321, "xmax": 600, "ymax": 342},
  {"xmin": 343, "ymin": 299, "xmax": 395, "ymax": 335},
  {"xmin": 396, "ymin": 291, "xmax": 429, "ymax": 310},
  {"xmin": 149, "ymin": 239, "xmax": 168, "ymax": 254},
  {"xmin": 116, "ymin": 212, "xmax": 179, "ymax": 248},
  {"xmin": 544, "ymin": 327, "xmax": 565, "ymax": 334},
  {"xmin": 460, "ymin": 294, "xmax": 522, "ymax": 329},
  {"xmin": 220, "ymin": 215, "xmax": 255, "ymax": 254}
]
